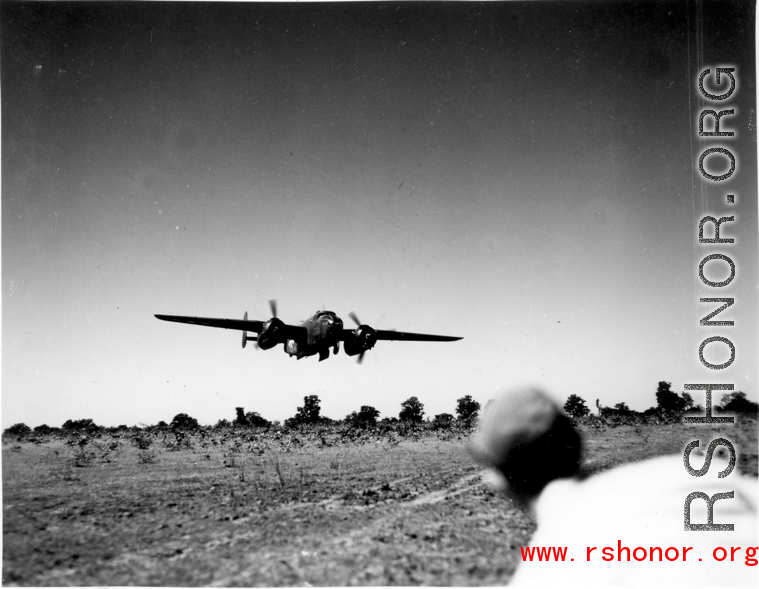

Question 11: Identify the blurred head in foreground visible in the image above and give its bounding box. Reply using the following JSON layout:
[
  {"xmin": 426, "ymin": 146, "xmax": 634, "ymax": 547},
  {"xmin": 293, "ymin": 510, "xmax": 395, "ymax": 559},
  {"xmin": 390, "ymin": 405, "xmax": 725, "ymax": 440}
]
[{"xmin": 470, "ymin": 387, "xmax": 583, "ymax": 505}]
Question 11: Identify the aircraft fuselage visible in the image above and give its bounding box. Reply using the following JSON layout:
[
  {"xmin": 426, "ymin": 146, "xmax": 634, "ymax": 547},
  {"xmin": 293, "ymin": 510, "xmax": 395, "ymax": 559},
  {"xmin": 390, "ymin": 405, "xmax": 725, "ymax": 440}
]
[{"xmin": 285, "ymin": 310, "xmax": 343, "ymax": 361}]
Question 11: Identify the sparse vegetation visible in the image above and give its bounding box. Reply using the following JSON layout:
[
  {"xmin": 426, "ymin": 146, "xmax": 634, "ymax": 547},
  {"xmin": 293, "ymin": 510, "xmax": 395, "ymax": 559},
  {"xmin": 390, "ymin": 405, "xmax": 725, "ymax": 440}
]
[
  {"xmin": 1, "ymin": 382, "xmax": 755, "ymax": 588},
  {"xmin": 3, "ymin": 409, "xmax": 756, "ymax": 586},
  {"xmin": 72, "ymin": 444, "xmax": 96, "ymax": 467},
  {"xmin": 137, "ymin": 449, "xmax": 159, "ymax": 464}
]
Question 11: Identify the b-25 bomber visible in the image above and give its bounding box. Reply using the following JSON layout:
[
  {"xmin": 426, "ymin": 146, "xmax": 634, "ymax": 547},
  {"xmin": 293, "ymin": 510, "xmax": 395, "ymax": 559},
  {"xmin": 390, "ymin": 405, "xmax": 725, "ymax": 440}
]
[{"xmin": 155, "ymin": 301, "xmax": 462, "ymax": 363}]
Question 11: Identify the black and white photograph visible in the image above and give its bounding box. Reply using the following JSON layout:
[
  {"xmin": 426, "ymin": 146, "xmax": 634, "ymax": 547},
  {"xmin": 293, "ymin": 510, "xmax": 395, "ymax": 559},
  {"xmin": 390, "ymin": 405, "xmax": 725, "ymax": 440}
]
[{"xmin": 2, "ymin": 1, "xmax": 757, "ymax": 586}]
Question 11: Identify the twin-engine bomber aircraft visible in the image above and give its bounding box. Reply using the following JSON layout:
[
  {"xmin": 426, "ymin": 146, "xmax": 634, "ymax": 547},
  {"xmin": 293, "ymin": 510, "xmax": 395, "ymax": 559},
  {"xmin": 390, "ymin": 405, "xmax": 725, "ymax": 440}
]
[{"xmin": 155, "ymin": 301, "xmax": 462, "ymax": 363}]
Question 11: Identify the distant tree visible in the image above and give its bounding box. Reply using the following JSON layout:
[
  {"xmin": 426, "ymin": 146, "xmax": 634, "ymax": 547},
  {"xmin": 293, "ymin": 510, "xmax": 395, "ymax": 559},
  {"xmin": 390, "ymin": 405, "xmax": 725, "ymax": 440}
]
[
  {"xmin": 234, "ymin": 407, "xmax": 270, "ymax": 427},
  {"xmin": 4, "ymin": 423, "xmax": 31, "ymax": 436},
  {"xmin": 33, "ymin": 424, "xmax": 54, "ymax": 434},
  {"xmin": 214, "ymin": 418, "xmax": 232, "ymax": 429},
  {"xmin": 300, "ymin": 395, "xmax": 322, "ymax": 422},
  {"xmin": 170, "ymin": 413, "xmax": 199, "ymax": 430},
  {"xmin": 613, "ymin": 402, "xmax": 632, "ymax": 415},
  {"xmin": 62, "ymin": 418, "xmax": 99, "ymax": 432},
  {"xmin": 380, "ymin": 416, "xmax": 399, "ymax": 424},
  {"xmin": 564, "ymin": 395, "xmax": 590, "ymax": 418},
  {"xmin": 455, "ymin": 395, "xmax": 481, "ymax": 421},
  {"xmin": 433, "ymin": 413, "xmax": 454, "ymax": 430},
  {"xmin": 155, "ymin": 420, "xmax": 168, "ymax": 429},
  {"xmin": 681, "ymin": 392, "xmax": 695, "ymax": 411},
  {"xmin": 245, "ymin": 411, "xmax": 271, "ymax": 427},
  {"xmin": 346, "ymin": 405, "xmax": 380, "ymax": 428},
  {"xmin": 655, "ymin": 381, "xmax": 688, "ymax": 412},
  {"xmin": 718, "ymin": 391, "xmax": 759, "ymax": 414},
  {"xmin": 286, "ymin": 395, "xmax": 322, "ymax": 427},
  {"xmin": 399, "ymin": 396, "xmax": 425, "ymax": 422}
]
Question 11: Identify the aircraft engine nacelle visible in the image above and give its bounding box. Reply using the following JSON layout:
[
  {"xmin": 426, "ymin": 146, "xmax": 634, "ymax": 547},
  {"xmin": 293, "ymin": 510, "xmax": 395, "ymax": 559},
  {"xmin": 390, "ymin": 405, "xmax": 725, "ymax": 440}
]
[
  {"xmin": 257, "ymin": 318, "xmax": 286, "ymax": 350},
  {"xmin": 344, "ymin": 325, "xmax": 378, "ymax": 357}
]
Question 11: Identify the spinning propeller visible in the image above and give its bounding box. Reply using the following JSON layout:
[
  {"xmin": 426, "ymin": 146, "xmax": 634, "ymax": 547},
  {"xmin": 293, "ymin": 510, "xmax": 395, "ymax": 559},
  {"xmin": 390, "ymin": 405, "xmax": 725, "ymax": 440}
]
[
  {"xmin": 243, "ymin": 300, "xmax": 279, "ymax": 349},
  {"xmin": 349, "ymin": 311, "xmax": 378, "ymax": 364}
]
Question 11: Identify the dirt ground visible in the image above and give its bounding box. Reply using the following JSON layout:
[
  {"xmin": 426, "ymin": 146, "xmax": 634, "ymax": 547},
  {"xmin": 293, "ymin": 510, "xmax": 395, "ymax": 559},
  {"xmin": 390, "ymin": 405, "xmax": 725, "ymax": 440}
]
[{"xmin": 3, "ymin": 417, "xmax": 757, "ymax": 586}]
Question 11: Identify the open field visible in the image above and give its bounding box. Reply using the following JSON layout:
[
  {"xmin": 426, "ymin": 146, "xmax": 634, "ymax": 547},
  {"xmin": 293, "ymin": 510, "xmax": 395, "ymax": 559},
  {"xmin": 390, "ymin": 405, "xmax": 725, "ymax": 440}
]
[{"xmin": 3, "ymin": 417, "xmax": 757, "ymax": 586}]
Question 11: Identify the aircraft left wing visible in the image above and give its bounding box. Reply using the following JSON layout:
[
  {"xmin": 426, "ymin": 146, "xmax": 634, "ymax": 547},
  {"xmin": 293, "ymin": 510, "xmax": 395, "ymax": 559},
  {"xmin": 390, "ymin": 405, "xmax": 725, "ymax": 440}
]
[
  {"xmin": 155, "ymin": 314, "xmax": 266, "ymax": 332},
  {"xmin": 155, "ymin": 314, "xmax": 308, "ymax": 344},
  {"xmin": 155, "ymin": 314, "xmax": 309, "ymax": 341}
]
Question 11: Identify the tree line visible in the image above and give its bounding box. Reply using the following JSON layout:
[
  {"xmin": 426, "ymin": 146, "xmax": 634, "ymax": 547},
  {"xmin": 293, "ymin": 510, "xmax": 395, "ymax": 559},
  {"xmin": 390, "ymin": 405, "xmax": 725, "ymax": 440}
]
[
  {"xmin": 562, "ymin": 381, "xmax": 757, "ymax": 419},
  {"xmin": 3, "ymin": 394, "xmax": 482, "ymax": 436},
  {"xmin": 5, "ymin": 383, "xmax": 756, "ymax": 437}
]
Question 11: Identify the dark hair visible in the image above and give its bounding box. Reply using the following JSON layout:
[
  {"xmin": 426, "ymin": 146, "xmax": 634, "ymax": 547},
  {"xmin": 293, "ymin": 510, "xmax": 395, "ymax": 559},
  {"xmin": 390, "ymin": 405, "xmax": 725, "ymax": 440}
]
[{"xmin": 493, "ymin": 413, "xmax": 582, "ymax": 501}]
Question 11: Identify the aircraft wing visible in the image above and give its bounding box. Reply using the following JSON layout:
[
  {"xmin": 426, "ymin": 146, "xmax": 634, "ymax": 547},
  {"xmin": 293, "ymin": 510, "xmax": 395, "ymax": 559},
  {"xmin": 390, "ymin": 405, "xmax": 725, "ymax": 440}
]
[
  {"xmin": 154, "ymin": 314, "xmax": 307, "ymax": 340},
  {"xmin": 373, "ymin": 329, "xmax": 462, "ymax": 342}
]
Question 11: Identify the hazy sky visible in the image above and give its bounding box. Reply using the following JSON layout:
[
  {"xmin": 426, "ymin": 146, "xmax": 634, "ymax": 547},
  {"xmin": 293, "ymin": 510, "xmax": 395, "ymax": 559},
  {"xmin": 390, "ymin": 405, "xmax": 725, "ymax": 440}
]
[{"xmin": 2, "ymin": 2, "xmax": 757, "ymax": 429}]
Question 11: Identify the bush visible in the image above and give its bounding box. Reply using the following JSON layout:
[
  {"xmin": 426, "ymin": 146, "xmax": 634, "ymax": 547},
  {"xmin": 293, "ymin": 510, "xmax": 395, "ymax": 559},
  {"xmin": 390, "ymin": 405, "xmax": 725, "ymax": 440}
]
[
  {"xmin": 718, "ymin": 391, "xmax": 759, "ymax": 414},
  {"xmin": 432, "ymin": 413, "xmax": 454, "ymax": 430},
  {"xmin": 346, "ymin": 405, "xmax": 380, "ymax": 428},
  {"xmin": 131, "ymin": 433, "xmax": 153, "ymax": 450},
  {"xmin": 613, "ymin": 402, "xmax": 632, "ymax": 415},
  {"xmin": 246, "ymin": 412, "xmax": 271, "ymax": 427},
  {"xmin": 4, "ymin": 423, "xmax": 31, "ymax": 436},
  {"xmin": 170, "ymin": 413, "xmax": 199, "ymax": 430},
  {"xmin": 137, "ymin": 449, "xmax": 158, "ymax": 464},
  {"xmin": 62, "ymin": 418, "xmax": 100, "ymax": 433}
]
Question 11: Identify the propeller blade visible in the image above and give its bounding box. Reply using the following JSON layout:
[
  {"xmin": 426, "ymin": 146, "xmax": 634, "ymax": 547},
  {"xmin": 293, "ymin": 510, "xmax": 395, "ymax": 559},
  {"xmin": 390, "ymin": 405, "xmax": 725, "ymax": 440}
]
[
  {"xmin": 357, "ymin": 350, "xmax": 365, "ymax": 364},
  {"xmin": 269, "ymin": 299, "xmax": 278, "ymax": 318},
  {"xmin": 349, "ymin": 312, "xmax": 361, "ymax": 327},
  {"xmin": 241, "ymin": 312, "xmax": 259, "ymax": 349}
]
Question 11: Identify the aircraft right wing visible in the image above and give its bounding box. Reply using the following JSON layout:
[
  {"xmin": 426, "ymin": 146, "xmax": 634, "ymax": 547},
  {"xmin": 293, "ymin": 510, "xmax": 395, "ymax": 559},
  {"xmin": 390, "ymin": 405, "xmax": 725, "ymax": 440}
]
[{"xmin": 374, "ymin": 329, "xmax": 463, "ymax": 342}]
